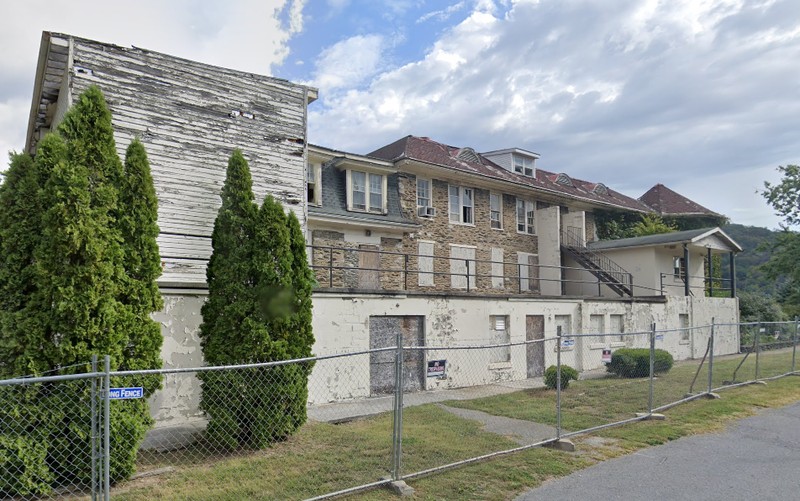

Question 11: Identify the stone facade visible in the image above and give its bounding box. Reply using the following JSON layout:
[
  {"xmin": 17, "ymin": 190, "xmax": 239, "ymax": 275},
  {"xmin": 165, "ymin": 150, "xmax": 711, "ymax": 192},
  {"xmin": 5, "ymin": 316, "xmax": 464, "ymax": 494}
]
[
  {"xmin": 398, "ymin": 173, "xmax": 540, "ymax": 294},
  {"xmin": 585, "ymin": 212, "xmax": 597, "ymax": 242},
  {"xmin": 309, "ymin": 169, "xmax": 547, "ymax": 295}
]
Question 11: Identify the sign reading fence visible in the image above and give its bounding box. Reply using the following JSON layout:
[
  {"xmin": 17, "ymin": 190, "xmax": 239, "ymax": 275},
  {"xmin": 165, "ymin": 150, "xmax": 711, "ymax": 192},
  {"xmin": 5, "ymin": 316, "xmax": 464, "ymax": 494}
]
[{"xmin": 108, "ymin": 387, "xmax": 144, "ymax": 400}]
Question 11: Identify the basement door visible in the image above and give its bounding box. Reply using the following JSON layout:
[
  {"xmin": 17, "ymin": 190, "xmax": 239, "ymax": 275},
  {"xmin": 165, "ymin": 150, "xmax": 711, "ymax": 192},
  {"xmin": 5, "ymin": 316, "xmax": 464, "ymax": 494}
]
[
  {"xmin": 369, "ymin": 316, "xmax": 425, "ymax": 396},
  {"xmin": 526, "ymin": 315, "xmax": 545, "ymax": 378}
]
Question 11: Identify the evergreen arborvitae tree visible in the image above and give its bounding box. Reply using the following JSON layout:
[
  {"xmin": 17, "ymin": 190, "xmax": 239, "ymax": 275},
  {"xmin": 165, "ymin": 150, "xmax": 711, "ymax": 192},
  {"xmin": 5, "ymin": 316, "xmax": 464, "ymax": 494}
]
[
  {"xmin": 0, "ymin": 86, "xmax": 163, "ymax": 494},
  {"xmin": 119, "ymin": 139, "xmax": 163, "ymax": 375},
  {"xmin": 199, "ymin": 150, "xmax": 259, "ymax": 449},
  {"xmin": 286, "ymin": 210, "xmax": 315, "ymax": 360},
  {"xmin": 0, "ymin": 151, "xmax": 55, "ymax": 495},
  {"xmin": 199, "ymin": 153, "xmax": 315, "ymax": 448},
  {"xmin": 0, "ymin": 152, "xmax": 39, "ymax": 376}
]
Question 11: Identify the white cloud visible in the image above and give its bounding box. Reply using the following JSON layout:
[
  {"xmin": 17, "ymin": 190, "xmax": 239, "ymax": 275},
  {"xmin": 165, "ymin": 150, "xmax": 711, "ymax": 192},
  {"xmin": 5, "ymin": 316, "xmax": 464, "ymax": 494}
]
[
  {"xmin": 312, "ymin": 34, "xmax": 386, "ymax": 91},
  {"xmin": 0, "ymin": 0, "xmax": 306, "ymax": 173},
  {"xmin": 308, "ymin": 0, "xmax": 800, "ymax": 227},
  {"xmin": 417, "ymin": 1, "xmax": 467, "ymax": 24},
  {"xmin": 0, "ymin": 99, "xmax": 29, "ymax": 158}
]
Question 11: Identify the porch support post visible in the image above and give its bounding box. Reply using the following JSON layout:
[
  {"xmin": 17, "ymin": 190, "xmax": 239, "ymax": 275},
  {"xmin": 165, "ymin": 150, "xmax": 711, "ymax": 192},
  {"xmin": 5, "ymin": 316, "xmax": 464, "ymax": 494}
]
[
  {"xmin": 707, "ymin": 247, "xmax": 713, "ymax": 297},
  {"xmin": 729, "ymin": 252, "xmax": 737, "ymax": 298},
  {"xmin": 683, "ymin": 244, "xmax": 690, "ymax": 297}
]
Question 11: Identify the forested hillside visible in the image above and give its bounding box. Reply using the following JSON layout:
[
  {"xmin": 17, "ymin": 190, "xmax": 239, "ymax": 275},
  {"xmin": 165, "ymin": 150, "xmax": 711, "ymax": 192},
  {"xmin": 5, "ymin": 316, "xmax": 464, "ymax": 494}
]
[{"xmin": 722, "ymin": 223, "xmax": 783, "ymax": 296}]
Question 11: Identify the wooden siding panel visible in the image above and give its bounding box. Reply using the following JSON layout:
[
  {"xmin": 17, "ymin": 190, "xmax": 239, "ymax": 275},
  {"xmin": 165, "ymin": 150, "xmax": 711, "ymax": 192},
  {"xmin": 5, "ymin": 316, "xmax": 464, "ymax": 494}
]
[{"xmin": 67, "ymin": 38, "xmax": 310, "ymax": 286}]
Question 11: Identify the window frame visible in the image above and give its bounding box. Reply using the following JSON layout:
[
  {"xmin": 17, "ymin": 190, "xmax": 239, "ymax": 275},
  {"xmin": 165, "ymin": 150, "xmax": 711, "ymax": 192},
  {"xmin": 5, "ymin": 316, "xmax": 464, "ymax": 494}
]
[
  {"xmin": 489, "ymin": 315, "xmax": 511, "ymax": 364},
  {"xmin": 673, "ymin": 256, "xmax": 686, "ymax": 280},
  {"xmin": 416, "ymin": 177, "xmax": 432, "ymax": 209},
  {"xmin": 448, "ymin": 184, "xmax": 475, "ymax": 225},
  {"xmin": 306, "ymin": 162, "xmax": 322, "ymax": 206},
  {"xmin": 516, "ymin": 198, "xmax": 536, "ymax": 234},
  {"xmin": 368, "ymin": 173, "xmax": 383, "ymax": 213},
  {"xmin": 346, "ymin": 169, "xmax": 387, "ymax": 213},
  {"xmin": 512, "ymin": 154, "xmax": 534, "ymax": 177},
  {"xmin": 489, "ymin": 192, "xmax": 503, "ymax": 230}
]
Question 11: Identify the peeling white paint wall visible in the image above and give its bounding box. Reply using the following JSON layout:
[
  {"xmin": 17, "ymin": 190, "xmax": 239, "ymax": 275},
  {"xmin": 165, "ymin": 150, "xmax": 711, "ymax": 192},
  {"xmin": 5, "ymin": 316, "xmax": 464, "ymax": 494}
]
[
  {"xmin": 142, "ymin": 290, "xmax": 738, "ymax": 440},
  {"xmin": 308, "ymin": 294, "xmax": 740, "ymax": 404}
]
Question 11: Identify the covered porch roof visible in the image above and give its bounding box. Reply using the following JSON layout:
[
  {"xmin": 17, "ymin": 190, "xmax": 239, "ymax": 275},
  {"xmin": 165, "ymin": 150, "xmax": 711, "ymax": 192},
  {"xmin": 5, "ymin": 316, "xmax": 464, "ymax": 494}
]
[{"xmin": 588, "ymin": 227, "xmax": 743, "ymax": 254}]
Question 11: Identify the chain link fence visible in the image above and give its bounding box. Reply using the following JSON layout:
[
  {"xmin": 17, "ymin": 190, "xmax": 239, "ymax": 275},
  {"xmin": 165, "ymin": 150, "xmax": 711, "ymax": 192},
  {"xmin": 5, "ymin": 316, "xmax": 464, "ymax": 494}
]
[{"xmin": 1, "ymin": 319, "xmax": 798, "ymax": 500}]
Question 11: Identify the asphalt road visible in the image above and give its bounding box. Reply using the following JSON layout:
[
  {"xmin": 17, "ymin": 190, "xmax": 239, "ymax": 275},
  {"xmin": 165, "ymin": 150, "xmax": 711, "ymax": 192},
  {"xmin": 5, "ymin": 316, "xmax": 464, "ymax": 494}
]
[{"xmin": 517, "ymin": 401, "xmax": 800, "ymax": 501}]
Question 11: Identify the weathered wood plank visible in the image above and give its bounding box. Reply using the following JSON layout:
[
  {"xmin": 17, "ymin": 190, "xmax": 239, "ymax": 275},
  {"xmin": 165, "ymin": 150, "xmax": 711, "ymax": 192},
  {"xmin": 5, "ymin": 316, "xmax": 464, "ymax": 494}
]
[{"xmin": 61, "ymin": 36, "xmax": 310, "ymax": 286}]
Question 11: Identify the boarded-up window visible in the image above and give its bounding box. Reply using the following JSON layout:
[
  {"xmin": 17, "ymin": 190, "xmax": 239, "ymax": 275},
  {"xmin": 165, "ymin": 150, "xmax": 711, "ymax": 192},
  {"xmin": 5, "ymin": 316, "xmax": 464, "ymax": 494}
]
[
  {"xmin": 555, "ymin": 314, "xmax": 572, "ymax": 337},
  {"xmin": 418, "ymin": 241, "xmax": 434, "ymax": 286},
  {"xmin": 358, "ymin": 245, "xmax": 380, "ymax": 289},
  {"xmin": 679, "ymin": 313, "xmax": 690, "ymax": 342},
  {"xmin": 491, "ymin": 248, "xmax": 504, "ymax": 289},
  {"xmin": 610, "ymin": 314, "xmax": 625, "ymax": 341},
  {"xmin": 518, "ymin": 252, "xmax": 539, "ymax": 291},
  {"xmin": 590, "ymin": 314, "xmax": 605, "ymax": 341},
  {"xmin": 489, "ymin": 315, "xmax": 510, "ymax": 363},
  {"xmin": 450, "ymin": 245, "xmax": 476, "ymax": 289},
  {"xmin": 528, "ymin": 254, "xmax": 540, "ymax": 292}
]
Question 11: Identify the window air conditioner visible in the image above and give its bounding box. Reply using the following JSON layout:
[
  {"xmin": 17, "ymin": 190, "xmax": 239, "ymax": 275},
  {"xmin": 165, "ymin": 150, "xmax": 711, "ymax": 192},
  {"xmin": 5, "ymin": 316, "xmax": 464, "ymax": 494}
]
[{"xmin": 418, "ymin": 206, "xmax": 436, "ymax": 217}]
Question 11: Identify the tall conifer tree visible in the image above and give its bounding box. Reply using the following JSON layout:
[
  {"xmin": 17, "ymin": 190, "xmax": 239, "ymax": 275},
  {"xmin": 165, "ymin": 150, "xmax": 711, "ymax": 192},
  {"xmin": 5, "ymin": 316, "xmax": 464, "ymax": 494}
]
[
  {"xmin": 119, "ymin": 139, "xmax": 163, "ymax": 375},
  {"xmin": 198, "ymin": 150, "xmax": 259, "ymax": 448},
  {"xmin": 0, "ymin": 86, "xmax": 163, "ymax": 493}
]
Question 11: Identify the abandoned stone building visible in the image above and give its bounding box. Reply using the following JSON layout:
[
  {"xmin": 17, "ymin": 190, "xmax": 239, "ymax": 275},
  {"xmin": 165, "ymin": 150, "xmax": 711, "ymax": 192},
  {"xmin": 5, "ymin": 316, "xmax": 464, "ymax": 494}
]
[{"xmin": 22, "ymin": 33, "xmax": 741, "ymax": 423}]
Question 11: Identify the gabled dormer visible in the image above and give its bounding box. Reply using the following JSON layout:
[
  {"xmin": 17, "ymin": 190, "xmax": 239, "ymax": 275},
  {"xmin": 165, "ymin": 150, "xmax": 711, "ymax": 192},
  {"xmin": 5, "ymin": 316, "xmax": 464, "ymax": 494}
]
[{"xmin": 481, "ymin": 147, "xmax": 540, "ymax": 178}]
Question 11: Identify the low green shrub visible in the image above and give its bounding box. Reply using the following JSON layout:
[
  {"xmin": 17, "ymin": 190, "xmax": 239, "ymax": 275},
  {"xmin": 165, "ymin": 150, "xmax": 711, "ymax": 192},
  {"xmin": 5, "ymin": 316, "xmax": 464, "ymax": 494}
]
[
  {"xmin": 544, "ymin": 365, "xmax": 579, "ymax": 389},
  {"xmin": 606, "ymin": 348, "xmax": 673, "ymax": 378}
]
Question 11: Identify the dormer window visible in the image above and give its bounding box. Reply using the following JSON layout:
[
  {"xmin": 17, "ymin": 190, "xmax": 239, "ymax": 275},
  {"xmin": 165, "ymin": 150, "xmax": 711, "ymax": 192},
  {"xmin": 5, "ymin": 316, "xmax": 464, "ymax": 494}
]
[
  {"xmin": 456, "ymin": 147, "xmax": 481, "ymax": 163},
  {"xmin": 556, "ymin": 173, "xmax": 573, "ymax": 187},
  {"xmin": 347, "ymin": 170, "xmax": 386, "ymax": 213},
  {"xmin": 306, "ymin": 162, "xmax": 322, "ymax": 206},
  {"xmin": 592, "ymin": 183, "xmax": 609, "ymax": 196},
  {"xmin": 513, "ymin": 154, "xmax": 535, "ymax": 177}
]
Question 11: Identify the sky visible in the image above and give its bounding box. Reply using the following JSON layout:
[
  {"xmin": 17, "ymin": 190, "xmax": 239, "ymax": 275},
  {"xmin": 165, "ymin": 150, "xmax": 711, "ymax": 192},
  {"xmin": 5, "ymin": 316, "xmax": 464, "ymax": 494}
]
[{"xmin": 1, "ymin": 0, "xmax": 798, "ymax": 229}]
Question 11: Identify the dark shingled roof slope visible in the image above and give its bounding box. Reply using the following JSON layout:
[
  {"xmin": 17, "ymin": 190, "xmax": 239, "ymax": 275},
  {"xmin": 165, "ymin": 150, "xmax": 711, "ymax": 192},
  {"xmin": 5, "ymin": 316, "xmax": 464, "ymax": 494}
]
[
  {"xmin": 369, "ymin": 135, "xmax": 653, "ymax": 213},
  {"xmin": 639, "ymin": 184, "xmax": 721, "ymax": 217}
]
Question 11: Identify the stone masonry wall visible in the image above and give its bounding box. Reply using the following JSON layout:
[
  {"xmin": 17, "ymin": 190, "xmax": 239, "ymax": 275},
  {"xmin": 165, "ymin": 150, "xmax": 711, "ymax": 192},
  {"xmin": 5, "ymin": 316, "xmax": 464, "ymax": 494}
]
[{"xmin": 398, "ymin": 173, "xmax": 540, "ymax": 294}]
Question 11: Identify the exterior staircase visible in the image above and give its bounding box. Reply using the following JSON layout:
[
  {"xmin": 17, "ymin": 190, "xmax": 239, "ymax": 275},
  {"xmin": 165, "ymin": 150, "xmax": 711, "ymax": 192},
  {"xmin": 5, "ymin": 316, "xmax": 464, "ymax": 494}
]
[{"xmin": 561, "ymin": 227, "xmax": 633, "ymax": 297}]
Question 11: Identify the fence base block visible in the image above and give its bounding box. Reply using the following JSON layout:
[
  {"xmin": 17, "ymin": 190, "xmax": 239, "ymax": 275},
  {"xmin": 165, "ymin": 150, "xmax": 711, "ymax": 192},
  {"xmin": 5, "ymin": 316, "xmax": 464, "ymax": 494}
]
[
  {"xmin": 636, "ymin": 412, "xmax": 666, "ymax": 421},
  {"xmin": 545, "ymin": 439, "xmax": 576, "ymax": 452},
  {"xmin": 389, "ymin": 480, "xmax": 415, "ymax": 497},
  {"xmin": 705, "ymin": 392, "xmax": 721, "ymax": 400}
]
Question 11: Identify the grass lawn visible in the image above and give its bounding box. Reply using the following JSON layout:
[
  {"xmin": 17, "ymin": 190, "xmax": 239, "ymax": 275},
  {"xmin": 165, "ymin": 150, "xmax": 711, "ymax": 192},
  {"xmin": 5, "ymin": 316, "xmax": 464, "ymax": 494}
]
[{"xmin": 110, "ymin": 349, "xmax": 799, "ymax": 500}]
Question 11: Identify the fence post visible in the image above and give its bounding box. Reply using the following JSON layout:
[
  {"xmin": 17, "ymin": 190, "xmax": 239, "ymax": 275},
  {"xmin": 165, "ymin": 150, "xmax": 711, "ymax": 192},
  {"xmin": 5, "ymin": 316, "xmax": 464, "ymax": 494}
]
[
  {"xmin": 793, "ymin": 317, "xmax": 798, "ymax": 374},
  {"xmin": 103, "ymin": 355, "xmax": 111, "ymax": 501},
  {"xmin": 755, "ymin": 323, "xmax": 761, "ymax": 380},
  {"xmin": 391, "ymin": 330, "xmax": 404, "ymax": 481},
  {"xmin": 556, "ymin": 326, "xmax": 562, "ymax": 440},
  {"xmin": 708, "ymin": 318, "xmax": 715, "ymax": 394},
  {"xmin": 648, "ymin": 323, "xmax": 655, "ymax": 415},
  {"xmin": 91, "ymin": 355, "xmax": 98, "ymax": 501}
]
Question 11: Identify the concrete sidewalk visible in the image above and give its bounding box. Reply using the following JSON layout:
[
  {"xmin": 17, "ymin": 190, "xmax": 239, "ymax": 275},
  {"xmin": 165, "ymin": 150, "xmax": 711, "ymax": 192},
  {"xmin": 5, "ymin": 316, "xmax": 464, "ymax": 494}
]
[
  {"xmin": 307, "ymin": 378, "xmax": 544, "ymax": 423},
  {"xmin": 516, "ymin": 401, "xmax": 800, "ymax": 501}
]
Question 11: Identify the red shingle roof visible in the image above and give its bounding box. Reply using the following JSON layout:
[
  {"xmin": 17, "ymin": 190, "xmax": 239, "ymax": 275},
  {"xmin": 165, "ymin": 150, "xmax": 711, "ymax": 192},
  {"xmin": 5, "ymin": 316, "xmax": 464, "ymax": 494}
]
[
  {"xmin": 368, "ymin": 135, "xmax": 653, "ymax": 213},
  {"xmin": 638, "ymin": 184, "xmax": 721, "ymax": 217}
]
